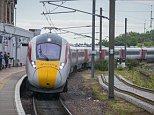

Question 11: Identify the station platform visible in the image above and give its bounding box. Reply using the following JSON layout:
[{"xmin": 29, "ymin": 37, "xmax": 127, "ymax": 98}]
[{"xmin": 0, "ymin": 67, "xmax": 25, "ymax": 115}]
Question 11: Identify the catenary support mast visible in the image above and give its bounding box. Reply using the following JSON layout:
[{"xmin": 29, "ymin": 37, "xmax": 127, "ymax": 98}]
[{"xmin": 108, "ymin": 0, "xmax": 115, "ymax": 99}]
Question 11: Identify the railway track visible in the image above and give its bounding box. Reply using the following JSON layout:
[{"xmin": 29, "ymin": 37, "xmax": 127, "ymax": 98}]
[
  {"xmin": 99, "ymin": 75, "xmax": 154, "ymax": 114},
  {"xmin": 115, "ymin": 74, "xmax": 154, "ymax": 94},
  {"xmin": 32, "ymin": 93, "xmax": 71, "ymax": 115},
  {"xmin": 102, "ymin": 76, "xmax": 154, "ymax": 105}
]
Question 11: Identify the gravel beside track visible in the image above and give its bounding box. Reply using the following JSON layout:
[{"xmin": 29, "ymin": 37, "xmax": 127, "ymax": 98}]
[
  {"xmin": 33, "ymin": 94, "xmax": 70, "ymax": 115},
  {"xmin": 21, "ymin": 69, "xmax": 151, "ymax": 115},
  {"xmin": 20, "ymin": 77, "xmax": 34, "ymax": 115},
  {"xmin": 21, "ymin": 71, "xmax": 106, "ymax": 115},
  {"xmin": 60, "ymin": 71, "xmax": 106, "ymax": 115}
]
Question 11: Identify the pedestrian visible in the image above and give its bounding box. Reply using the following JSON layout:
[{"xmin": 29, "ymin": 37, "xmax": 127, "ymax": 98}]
[
  {"xmin": 0, "ymin": 52, "xmax": 3, "ymax": 70},
  {"xmin": 7, "ymin": 53, "xmax": 10, "ymax": 68},
  {"xmin": 4, "ymin": 52, "xmax": 9, "ymax": 68}
]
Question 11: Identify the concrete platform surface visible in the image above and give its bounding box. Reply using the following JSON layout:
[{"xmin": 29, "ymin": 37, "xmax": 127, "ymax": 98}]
[{"xmin": 0, "ymin": 67, "xmax": 25, "ymax": 115}]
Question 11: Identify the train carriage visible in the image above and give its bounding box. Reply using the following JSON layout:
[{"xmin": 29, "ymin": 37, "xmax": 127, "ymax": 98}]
[
  {"xmin": 26, "ymin": 33, "xmax": 70, "ymax": 93},
  {"xmin": 145, "ymin": 48, "xmax": 154, "ymax": 62},
  {"xmin": 26, "ymin": 33, "xmax": 154, "ymax": 94}
]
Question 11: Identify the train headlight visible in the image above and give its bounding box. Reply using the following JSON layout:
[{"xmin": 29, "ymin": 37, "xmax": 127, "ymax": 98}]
[
  {"xmin": 32, "ymin": 61, "xmax": 36, "ymax": 69},
  {"xmin": 59, "ymin": 62, "xmax": 65, "ymax": 70}
]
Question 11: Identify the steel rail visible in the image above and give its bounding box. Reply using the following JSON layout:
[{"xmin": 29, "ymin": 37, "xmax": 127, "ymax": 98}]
[
  {"xmin": 32, "ymin": 94, "xmax": 71, "ymax": 115},
  {"xmin": 115, "ymin": 74, "xmax": 154, "ymax": 94},
  {"xmin": 32, "ymin": 96, "xmax": 38, "ymax": 115},
  {"xmin": 59, "ymin": 96, "xmax": 72, "ymax": 115},
  {"xmin": 101, "ymin": 76, "xmax": 154, "ymax": 106}
]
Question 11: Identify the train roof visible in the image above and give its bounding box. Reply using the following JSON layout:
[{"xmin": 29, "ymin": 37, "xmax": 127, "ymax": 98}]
[{"xmin": 31, "ymin": 33, "xmax": 69, "ymax": 45}]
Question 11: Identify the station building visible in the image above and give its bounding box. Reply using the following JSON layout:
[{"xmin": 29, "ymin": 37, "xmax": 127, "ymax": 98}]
[
  {"xmin": 0, "ymin": 0, "xmax": 40, "ymax": 66},
  {"xmin": 0, "ymin": 0, "xmax": 17, "ymax": 24}
]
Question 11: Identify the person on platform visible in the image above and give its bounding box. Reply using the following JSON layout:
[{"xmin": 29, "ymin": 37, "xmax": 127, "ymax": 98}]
[
  {"xmin": 0, "ymin": 52, "xmax": 3, "ymax": 70},
  {"xmin": 7, "ymin": 53, "xmax": 10, "ymax": 68},
  {"xmin": 4, "ymin": 52, "xmax": 9, "ymax": 68}
]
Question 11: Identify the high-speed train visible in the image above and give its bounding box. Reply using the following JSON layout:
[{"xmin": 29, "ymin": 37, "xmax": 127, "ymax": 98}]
[
  {"xmin": 26, "ymin": 33, "xmax": 70, "ymax": 93},
  {"xmin": 26, "ymin": 33, "xmax": 154, "ymax": 93}
]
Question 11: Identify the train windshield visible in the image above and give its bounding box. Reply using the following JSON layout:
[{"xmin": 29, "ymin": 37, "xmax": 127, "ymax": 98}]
[{"xmin": 36, "ymin": 43, "xmax": 61, "ymax": 60}]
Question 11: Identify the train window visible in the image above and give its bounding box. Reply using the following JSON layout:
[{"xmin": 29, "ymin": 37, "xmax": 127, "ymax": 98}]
[
  {"xmin": 126, "ymin": 51, "xmax": 140, "ymax": 55},
  {"xmin": 72, "ymin": 52, "xmax": 76, "ymax": 58},
  {"xmin": 36, "ymin": 43, "xmax": 61, "ymax": 60},
  {"xmin": 27, "ymin": 42, "xmax": 32, "ymax": 62},
  {"xmin": 96, "ymin": 52, "xmax": 99, "ymax": 56},
  {"xmin": 82, "ymin": 52, "xmax": 84, "ymax": 56},
  {"xmin": 78, "ymin": 52, "xmax": 84, "ymax": 57},
  {"xmin": 106, "ymin": 51, "xmax": 109, "ymax": 56},
  {"xmin": 147, "ymin": 51, "xmax": 154, "ymax": 55},
  {"xmin": 115, "ymin": 51, "xmax": 119, "ymax": 55},
  {"xmin": 0, "ymin": 36, "xmax": 2, "ymax": 43}
]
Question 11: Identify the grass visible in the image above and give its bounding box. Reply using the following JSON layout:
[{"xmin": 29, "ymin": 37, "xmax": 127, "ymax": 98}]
[
  {"xmin": 81, "ymin": 70, "xmax": 151, "ymax": 115},
  {"xmin": 115, "ymin": 64, "xmax": 154, "ymax": 90}
]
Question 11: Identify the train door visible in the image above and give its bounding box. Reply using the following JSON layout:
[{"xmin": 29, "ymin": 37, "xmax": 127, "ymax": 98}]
[
  {"xmin": 84, "ymin": 49, "xmax": 89, "ymax": 62},
  {"xmin": 141, "ymin": 49, "xmax": 147, "ymax": 61},
  {"xmin": 76, "ymin": 50, "xmax": 78, "ymax": 65},
  {"xmin": 101, "ymin": 49, "xmax": 106, "ymax": 61},
  {"xmin": 120, "ymin": 49, "xmax": 125, "ymax": 59}
]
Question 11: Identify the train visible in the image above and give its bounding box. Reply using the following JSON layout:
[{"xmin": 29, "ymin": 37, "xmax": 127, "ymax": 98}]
[{"xmin": 26, "ymin": 33, "xmax": 154, "ymax": 93}]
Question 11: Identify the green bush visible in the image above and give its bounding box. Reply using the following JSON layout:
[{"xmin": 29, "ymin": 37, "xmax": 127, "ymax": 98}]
[
  {"xmin": 117, "ymin": 65, "xmax": 123, "ymax": 71},
  {"xmin": 95, "ymin": 60, "xmax": 108, "ymax": 71},
  {"xmin": 126, "ymin": 60, "xmax": 140, "ymax": 70}
]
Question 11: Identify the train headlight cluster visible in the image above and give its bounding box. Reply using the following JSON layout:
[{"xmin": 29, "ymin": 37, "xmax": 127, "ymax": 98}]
[
  {"xmin": 59, "ymin": 62, "xmax": 65, "ymax": 70},
  {"xmin": 32, "ymin": 61, "xmax": 36, "ymax": 69},
  {"xmin": 47, "ymin": 38, "xmax": 52, "ymax": 42}
]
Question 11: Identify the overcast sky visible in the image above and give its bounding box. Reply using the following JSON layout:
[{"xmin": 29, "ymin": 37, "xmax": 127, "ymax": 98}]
[{"xmin": 16, "ymin": 0, "xmax": 154, "ymax": 44}]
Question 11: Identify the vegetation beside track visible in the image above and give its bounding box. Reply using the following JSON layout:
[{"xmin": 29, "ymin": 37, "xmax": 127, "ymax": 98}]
[
  {"xmin": 81, "ymin": 70, "xmax": 151, "ymax": 115},
  {"xmin": 115, "ymin": 62, "xmax": 154, "ymax": 90},
  {"xmin": 100, "ymin": 30, "xmax": 154, "ymax": 47},
  {"xmin": 95, "ymin": 59, "xmax": 154, "ymax": 90}
]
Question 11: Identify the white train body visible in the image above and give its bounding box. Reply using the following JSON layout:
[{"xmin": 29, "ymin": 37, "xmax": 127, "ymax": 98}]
[
  {"xmin": 26, "ymin": 33, "xmax": 70, "ymax": 93},
  {"xmin": 145, "ymin": 47, "xmax": 154, "ymax": 61},
  {"xmin": 26, "ymin": 33, "xmax": 154, "ymax": 93}
]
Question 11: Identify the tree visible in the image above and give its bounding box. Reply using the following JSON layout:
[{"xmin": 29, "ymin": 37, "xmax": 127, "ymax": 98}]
[
  {"xmin": 101, "ymin": 39, "xmax": 109, "ymax": 47},
  {"xmin": 98, "ymin": 29, "xmax": 154, "ymax": 47},
  {"xmin": 115, "ymin": 30, "xmax": 154, "ymax": 47}
]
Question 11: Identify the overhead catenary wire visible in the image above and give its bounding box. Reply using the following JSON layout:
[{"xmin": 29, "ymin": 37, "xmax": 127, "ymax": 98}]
[
  {"xmin": 43, "ymin": 26, "xmax": 100, "ymax": 40},
  {"xmin": 40, "ymin": 1, "xmax": 109, "ymax": 20},
  {"xmin": 43, "ymin": 3, "xmax": 53, "ymax": 26},
  {"xmin": 59, "ymin": 25, "xmax": 95, "ymax": 29},
  {"xmin": 42, "ymin": 2, "xmax": 61, "ymax": 33},
  {"xmin": 40, "ymin": 0, "xmax": 153, "ymax": 40},
  {"xmin": 49, "ymin": 1, "xmax": 66, "ymax": 13},
  {"xmin": 41, "ymin": 1, "xmax": 100, "ymax": 39},
  {"xmin": 41, "ymin": 0, "xmax": 79, "ymax": 2},
  {"xmin": 109, "ymin": 0, "xmax": 154, "ymax": 29},
  {"xmin": 103, "ymin": 10, "xmax": 154, "ymax": 12},
  {"xmin": 45, "ymin": 25, "xmax": 100, "ymax": 37},
  {"xmin": 116, "ymin": 0, "xmax": 154, "ymax": 1}
]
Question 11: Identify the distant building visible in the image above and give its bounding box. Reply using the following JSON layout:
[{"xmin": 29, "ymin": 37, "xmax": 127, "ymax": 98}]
[{"xmin": 0, "ymin": 0, "xmax": 17, "ymax": 25}]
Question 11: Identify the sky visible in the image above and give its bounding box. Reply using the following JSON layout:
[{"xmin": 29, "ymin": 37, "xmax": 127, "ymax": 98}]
[{"xmin": 16, "ymin": 0, "xmax": 154, "ymax": 44}]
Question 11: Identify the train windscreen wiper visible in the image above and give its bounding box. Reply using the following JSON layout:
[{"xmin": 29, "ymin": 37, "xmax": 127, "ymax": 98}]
[{"xmin": 39, "ymin": 45, "xmax": 49, "ymax": 61}]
